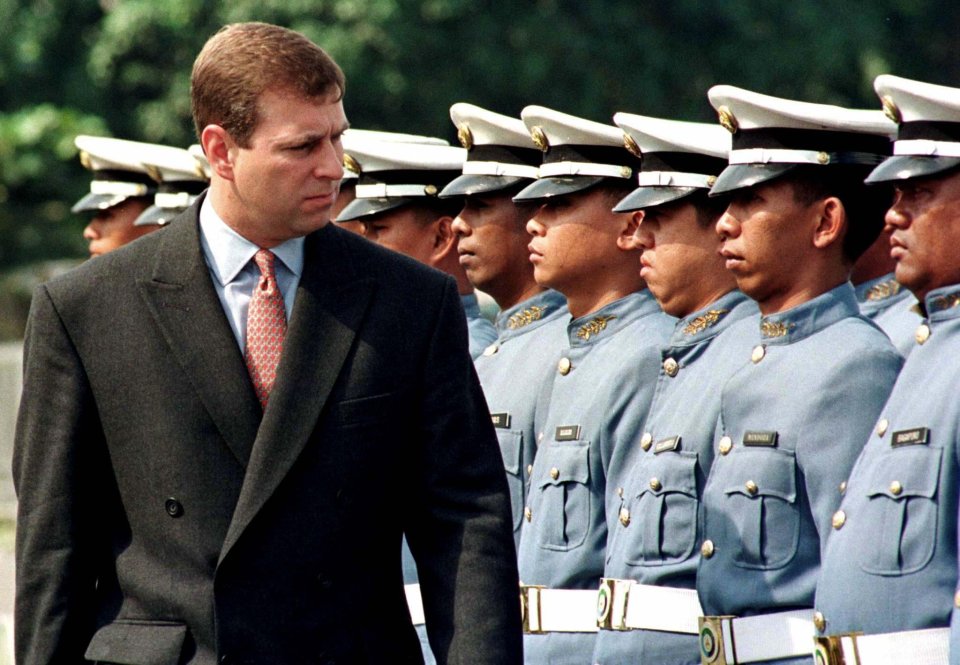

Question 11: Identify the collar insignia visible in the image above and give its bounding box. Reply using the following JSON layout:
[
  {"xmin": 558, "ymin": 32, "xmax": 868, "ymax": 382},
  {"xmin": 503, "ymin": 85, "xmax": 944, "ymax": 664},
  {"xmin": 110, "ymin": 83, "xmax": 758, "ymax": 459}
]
[
  {"xmin": 683, "ymin": 309, "xmax": 729, "ymax": 336},
  {"xmin": 760, "ymin": 320, "xmax": 796, "ymax": 339},
  {"xmin": 577, "ymin": 315, "xmax": 616, "ymax": 341},
  {"xmin": 928, "ymin": 293, "xmax": 960, "ymax": 314},
  {"xmin": 865, "ymin": 279, "xmax": 901, "ymax": 302},
  {"xmin": 507, "ymin": 305, "xmax": 547, "ymax": 330}
]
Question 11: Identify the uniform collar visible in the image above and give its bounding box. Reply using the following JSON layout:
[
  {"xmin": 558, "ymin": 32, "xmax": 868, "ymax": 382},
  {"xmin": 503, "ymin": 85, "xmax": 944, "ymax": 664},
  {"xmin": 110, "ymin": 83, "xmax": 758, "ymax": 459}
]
[
  {"xmin": 668, "ymin": 290, "xmax": 756, "ymax": 347},
  {"xmin": 923, "ymin": 283, "xmax": 960, "ymax": 323},
  {"xmin": 758, "ymin": 282, "xmax": 860, "ymax": 346},
  {"xmin": 460, "ymin": 292, "xmax": 482, "ymax": 318},
  {"xmin": 494, "ymin": 289, "xmax": 567, "ymax": 340},
  {"xmin": 566, "ymin": 289, "xmax": 663, "ymax": 347}
]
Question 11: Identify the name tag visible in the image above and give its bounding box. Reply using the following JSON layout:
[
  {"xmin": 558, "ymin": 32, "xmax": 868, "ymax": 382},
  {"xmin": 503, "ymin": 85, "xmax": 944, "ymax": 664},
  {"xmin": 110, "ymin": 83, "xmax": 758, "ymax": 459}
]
[
  {"xmin": 654, "ymin": 436, "xmax": 681, "ymax": 454},
  {"xmin": 555, "ymin": 425, "xmax": 581, "ymax": 441},
  {"xmin": 743, "ymin": 430, "xmax": 778, "ymax": 447},
  {"xmin": 892, "ymin": 427, "xmax": 930, "ymax": 448},
  {"xmin": 491, "ymin": 412, "xmax": 512, "ymax": 429}
]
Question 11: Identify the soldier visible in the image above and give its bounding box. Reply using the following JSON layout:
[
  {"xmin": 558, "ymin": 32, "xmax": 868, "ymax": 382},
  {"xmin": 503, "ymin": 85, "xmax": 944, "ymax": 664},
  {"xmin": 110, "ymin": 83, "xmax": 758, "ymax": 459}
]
[
  {"xmin": 815, "ymin": 75, "xmax": 960, "ymax": 665},
  {"xmin": 333, "ymin": 140, "xmax": 497, "ymax": 358},
  {"xmin": 696, "ymin": 86, "xmax": 903, "ymax": 665},
  {"xmin": 72, "ymin": 135, "xmax": 162, "ymax": 257},
  {"xmin": 592, "ymin": 113, "xmax": 757, "ymax": 665},
  {"xmin": 513, "ymin": 106, "xmax": 674, "ymax": 665},
  {"xmin": 441, "ymin": 103, "xmax": 568, "ymax": 549}
]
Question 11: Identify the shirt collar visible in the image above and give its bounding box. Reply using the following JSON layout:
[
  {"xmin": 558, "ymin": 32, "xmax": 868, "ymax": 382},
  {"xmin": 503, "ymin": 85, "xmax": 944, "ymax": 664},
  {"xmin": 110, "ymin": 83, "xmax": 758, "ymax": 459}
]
[
  {"xmin": 495, "ymin": 289, "xmax": 567, "ymax": 339},
  {"xmin": 567, "ymin": 289, "xmax": 663, "ymax": 346},
  {"xmin": 669, "ymin": 290, "xmax": 756, "ymax": 347},
  {"xmin": 923, "ymin": 283, "xmax": 960, "ymax": 323},
  {"xmin": 199, "ymin": 196, "xmax": 305, "ymax": 285},
  {"xmin": 758, "ymin": 282, "xmax": 860, "ymax": 346}
]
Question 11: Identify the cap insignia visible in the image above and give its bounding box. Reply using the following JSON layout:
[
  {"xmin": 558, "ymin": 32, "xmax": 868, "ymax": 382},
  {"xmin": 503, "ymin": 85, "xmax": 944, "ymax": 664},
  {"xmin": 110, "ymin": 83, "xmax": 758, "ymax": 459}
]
[
  {"xmin": 79, "ymin": 150, "xmax": 92, "ymax": 170},
  {"xmin": 577, "ymin": 315, "xmax": 616, "ymax": 341},
  {"xmin": 865, "ymin": 279, "xmax": 901, "ymax": 302},
  {"xmin": 424, "ymin": 184, "xmax": 438, "ymax": 197},
  {"xmin": 717, "ymin": 105, "xmax": 739, "ymax": 134},
  {"xmin": 623, "ymin": 134, "xmax": 643, "ymax": 159},
  {"xmin": 507, "ymin": 305, "xmax": 547, "ymax": 330},
  {"xmin": 683, "ymin": 309, "xmax": 730, "ymax": 336},
  {"xmin": 706, "ymin": 175, "xmax": 718, "ymax": 187},
  {"xmin": 760, "ymin": 320, "xmax": 796, "ymax": 339},
  {"xmin": 145, "ymin": 164, "xmax": 163, "ymax": 183},
  {"xmin": 531, "ymin": 126, "xmax": 550, "ymax": 152},
  {"xmin": 343, "ymin": 153, "xmax": 362, "ymax": 175},
  {"xmin": 457, "ymin": 123, "xmax": 474, "ymax": 150},
  {"xmin": 881, "ymin": 95, "xmax": 902, "ymax": 124}
]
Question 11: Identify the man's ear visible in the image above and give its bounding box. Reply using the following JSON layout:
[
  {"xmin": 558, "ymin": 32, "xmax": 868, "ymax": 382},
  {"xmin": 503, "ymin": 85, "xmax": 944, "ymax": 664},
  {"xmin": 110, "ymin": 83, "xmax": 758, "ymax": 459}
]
[
  {"xmin": 812, "ymin": 196, "xmax": 846, "ymax": 250},
  {"xmin": 201, "ymin": 125, "xmax": 236, "ymax": 181},
  {"xmin": 616, "ymin": 211, "xmax": 641, "ymax": 251},
  {"xmin": 431, "ymin": 215, "xmax": 458, "ymax": 260}
]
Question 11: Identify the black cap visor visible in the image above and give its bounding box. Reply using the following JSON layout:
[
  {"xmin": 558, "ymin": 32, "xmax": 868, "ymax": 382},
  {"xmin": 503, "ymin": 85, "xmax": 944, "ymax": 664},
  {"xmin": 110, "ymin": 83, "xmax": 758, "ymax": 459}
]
[
  {"xmin": 865, "ymin": 155, "xmax": 960, "ymax": 184},
  {"xmin": 512, "ymin": 176, "xmax": 606, "ymax": 203},
  {"xmin": 709, "ymin": 163, "xmax": 796, "ymax": 196},
  {"xmin": 133, "ymin": 204, "xmax": 186, "ymax": 227},
  {"xmin": 613, "ymin": 186, "xmax": 702, "ymax": 213},
  {"xmin": 439, "ymin": 174, "xmax": 531, "ymax": 198},
  {"xmin": 334, "ymin": 196, "xmax": 413, "ymax": 222},
  {"xmin": 71, "ymin": 191, "xmax": 134, "ymax": 214}
]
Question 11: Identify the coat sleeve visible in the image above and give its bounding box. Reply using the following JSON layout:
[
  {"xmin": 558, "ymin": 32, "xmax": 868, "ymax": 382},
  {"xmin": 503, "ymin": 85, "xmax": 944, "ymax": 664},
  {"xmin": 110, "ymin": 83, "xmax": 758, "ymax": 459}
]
[
  {"xmin": 13, "ymin": 285, "xmax": 114, "ymax": 664},
  {"xmin": 404, "ymin": 278, "xmax": 523, "ymax": 665}
]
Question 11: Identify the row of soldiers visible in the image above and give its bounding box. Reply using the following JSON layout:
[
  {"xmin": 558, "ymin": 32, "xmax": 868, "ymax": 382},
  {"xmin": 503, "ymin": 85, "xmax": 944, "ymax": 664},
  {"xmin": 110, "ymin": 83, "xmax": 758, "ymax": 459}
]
[{"xmin": 70, "ymin": 73, "xmax": 958, "ymax": 665}]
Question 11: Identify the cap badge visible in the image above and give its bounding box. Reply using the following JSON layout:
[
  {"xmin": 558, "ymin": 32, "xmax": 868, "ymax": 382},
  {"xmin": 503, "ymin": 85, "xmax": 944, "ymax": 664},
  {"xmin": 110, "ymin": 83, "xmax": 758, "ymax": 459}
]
[
  {"xmin": 424, "ymin": 184, "xmax": 439, "ymax": 197},
  {"xmin": 531, "ymin": 126, "xmax": 550, "ymax": 152},
  {"xmin": 145, "ymin": 164, "xmax": 163, "ymax": 183},
  {"xmin": 881, "ymin": 95, "xmax": 902, "ymax": 124},
  {"xmin": 717, "ymin": 105, "xmax": 739, "ymax": 134},
  {"xmin": 706, "ymin": 175, "xmax": 718, "ymax": 187},
  {"xmin": 343, "ymin": 153, "xmax": 362, "ymax": 175},
  {"xmin": 457, "ymin": 123, "xmax": 474, "ymax": 150},
  {"xmin": 79, "ymin": 150, "xmax": 93, "ymax": 170},
  {"xmin": 623, "ymin": 134, "xmax": 643, "ymax": 159}
]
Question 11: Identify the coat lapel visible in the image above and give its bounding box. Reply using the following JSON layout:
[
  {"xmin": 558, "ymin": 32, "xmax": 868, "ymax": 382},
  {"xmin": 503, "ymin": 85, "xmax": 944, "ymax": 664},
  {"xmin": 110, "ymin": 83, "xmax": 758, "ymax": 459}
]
[
  {"xmin": 219, "ymin": 224, "xmax": 376, "ymax": 561},
  {"xmin": 137, "ymin": 200, "xmax": 262, "ymax": 467}
]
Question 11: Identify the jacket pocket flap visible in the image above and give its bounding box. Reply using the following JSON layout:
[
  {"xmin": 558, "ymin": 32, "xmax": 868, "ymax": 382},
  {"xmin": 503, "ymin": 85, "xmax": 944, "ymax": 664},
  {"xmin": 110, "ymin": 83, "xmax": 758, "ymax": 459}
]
[
  {"xmin": 85, "ymin": 620, "xmax": 186, "ymax": 665},
  {"xmin": 722, "ymin": 448, "xmax": 797, "ymax": 502},
  {"xmin": 636, "ymin": 452, "xmax": 698, "ymax": 498},
  {"xmin": 537, "ymin": 442, "xmax": 590, "ymax": 488},
  {"xmin": 865, "ymin": 445, "xmax": 942, "ymax": 500}
]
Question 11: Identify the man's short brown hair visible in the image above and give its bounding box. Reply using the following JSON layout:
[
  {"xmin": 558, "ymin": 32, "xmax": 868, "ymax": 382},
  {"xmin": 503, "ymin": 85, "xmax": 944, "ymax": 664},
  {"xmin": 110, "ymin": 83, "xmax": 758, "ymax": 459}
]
[{"xmin": 191, "ymin": 22, "xmax": 345, "ymax": 147}]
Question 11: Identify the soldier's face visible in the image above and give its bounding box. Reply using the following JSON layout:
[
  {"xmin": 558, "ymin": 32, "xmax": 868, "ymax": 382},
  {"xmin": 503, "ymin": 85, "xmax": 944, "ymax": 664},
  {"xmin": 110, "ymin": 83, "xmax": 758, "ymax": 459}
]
[
  {"xmin": 716, "ymin": 179, "xmax": 820, "ymax": 313},
  {"xmin": 452, "ymin": 193, "xmax": 534, "ymax": 301},
  {"xmin": 632, "ymin": 200, "xmax": 730, "ymax": 318},
  {"xmin": 886, "ymin": 170, "xmax": 960, "ymax": 301},
  {"xmin": 361, "ymin": 206, "xmax": 438, "ymax": 266},
  {"xmin": 82, "ymin": 198, "xmax": 154, "ymax": 257}
]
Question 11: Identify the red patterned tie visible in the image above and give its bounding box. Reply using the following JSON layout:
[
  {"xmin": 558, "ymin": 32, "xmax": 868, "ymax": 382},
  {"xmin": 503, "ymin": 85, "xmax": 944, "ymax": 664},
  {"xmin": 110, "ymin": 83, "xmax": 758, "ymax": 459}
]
[{"xmin": 245, "ymin": 249, "xmax": 287, "ymax": 410}]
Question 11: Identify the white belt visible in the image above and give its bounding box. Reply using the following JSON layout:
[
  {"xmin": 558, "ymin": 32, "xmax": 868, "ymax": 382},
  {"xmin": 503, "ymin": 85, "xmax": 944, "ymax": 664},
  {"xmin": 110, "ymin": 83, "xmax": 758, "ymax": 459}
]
[
  {"xmin": 699, "ymin": 610, "xmax": 814, "ymax": 664},
  {"xmin": 521, "ymin": 585, "xmax": 599, "ymax": 633},
  {"xmin": 597, "ymin": 578, "xmax": 703, "ymax": 634},
  {"xmin": 815, "ymin": 627, "xmax": 949, "ymax": 665},
  {"xmin": 405, "ymin": 583, "xmax": 425, "ymax": 625}
]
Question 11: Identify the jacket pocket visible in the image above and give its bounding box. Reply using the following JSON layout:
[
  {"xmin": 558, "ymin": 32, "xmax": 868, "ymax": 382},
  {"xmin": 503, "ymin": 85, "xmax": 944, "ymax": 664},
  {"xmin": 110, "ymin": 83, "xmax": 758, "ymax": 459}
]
[
  {"xmin": 722, "ymin": 447, "xmax": 799, "ymax": 570},
  {"xmin": 625, "ymin": 451, "xmax": 699, "ymax": 566},
  {"xmin": 858, "ymin": 445, "xmax": 942, "ymax": 575},
  {"xmin": 536, "ymin": 441, "xmax": 591, "ymax": 552},
  {"xmin": 497, "ymin": 428, "xmax": 526, "ymax": 531},
  {"xmin": 85, "ymin": 619, "xmax": 186, "ymax": 665}
]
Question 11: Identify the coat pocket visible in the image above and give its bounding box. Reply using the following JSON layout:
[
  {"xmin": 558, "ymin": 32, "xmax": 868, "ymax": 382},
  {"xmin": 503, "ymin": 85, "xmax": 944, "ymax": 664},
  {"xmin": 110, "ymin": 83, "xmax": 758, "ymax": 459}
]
[
  {"xmin": 85, "ymin": 619, "xmax": 186, "ymax": 665},
  {"xmin": 535, "ymin": 441, "xmax": 591, "ymax": 552},
  {"xmin": 858, "ymin": 445, "xmax": 942, "ymax": 575},
  {"xmin": 496, "ymin": 428, "xmax": 526, "ymax": 531}
]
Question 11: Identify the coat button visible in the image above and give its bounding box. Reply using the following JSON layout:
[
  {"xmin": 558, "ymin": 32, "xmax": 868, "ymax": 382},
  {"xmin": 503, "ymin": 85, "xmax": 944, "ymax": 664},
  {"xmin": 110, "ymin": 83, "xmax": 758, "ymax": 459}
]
[
  {"xmin": 701, "ymin": 540, "xmax": 715, "ymax": 558},
  {"xmin": 550, "ymin": 467, "xmax": 560, "ymax": 480},
  {"xmin": 832, "ymin": 510, "xmax": 846, "ymax": 530},
  {"xmin": 751, "ymin": 345, "xmax": 766, "ymax": 363},
  {"xmin": 877, "ymin": 418, "xmax": 889, "ymax": 437},
  {"xmin": 718, "ymin": 436, "xmax": 733, "ymax": 455},
  {"xmin": 839, "ymin": 481, "xmax": 847, "ymax": 495},
  {"xmin": 663, "ymin": 357, "xmax": 679, "ymax": 377},
  {"xmin": 955, "ymin": 590, "xmax": 960, "ymax": 609},
  {"xmin": 915, "ymin": 323, "xmax": 931, "ymax": 345},
  {"xmin": 745, "ymin": 480, "xmax": 758, "ymax": 495},
  {"xmin": 527, "ymin": 464, "xmax": 534, "ymax": 476},
  {"xmin": 813, "ymin": 611, "xmax": 826, "ymax": 632},
  {"xmin": 558, "ymin": 357, "xmax": 572, "ymax": 375},
  {"xmin": 524, "ymin": 507, "xmax": 532, "ymax": 522},
  {"xmin": 649, "ymin": 477, "xmax": 662, "ymax": 492},
  {"xmin": 483, "ymin": 343, "xmax": 499, "ymax": 356},
  {"xmin": 619, "ymin": 507, "xmax": 631, "ymax": 527},
  {"xmin": 165, "ymin": 498, "xmax": 184, "ymax": 518},
  {"xmin": 889, "ymin": 481, "xmax": 903, "ymax": 496},
  {"xmin": 640, "ymin": 432, "xmax": 653, "ymax": 451}
]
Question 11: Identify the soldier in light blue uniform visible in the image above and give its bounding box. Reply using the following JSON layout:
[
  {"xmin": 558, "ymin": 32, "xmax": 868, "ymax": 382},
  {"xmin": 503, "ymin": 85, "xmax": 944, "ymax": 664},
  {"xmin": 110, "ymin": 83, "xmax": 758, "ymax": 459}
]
[
  {"xmin": 815, "ymin": 75, "xmax": 960, "ymax": 665},
  {"xmin": 593, "ymin": 113, "xmax": 757, "ymax": 665},
  {"xmin": 512, "ymin": 106, "xmax": 674, "ymax": 665},
  {"xmin": 697, "ymin": 86, "xmax": 903, "ymax": 665},
  {"xmin": 334, "ymin": 137, "xmax": 497, "ymax": 358},
  {"xmin": 441, "ymin": 104, "xmax": 569, "ymax": 549}
]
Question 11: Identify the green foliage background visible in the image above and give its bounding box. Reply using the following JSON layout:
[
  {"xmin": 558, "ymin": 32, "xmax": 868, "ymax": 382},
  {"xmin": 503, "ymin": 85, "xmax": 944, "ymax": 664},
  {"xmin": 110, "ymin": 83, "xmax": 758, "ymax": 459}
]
[{"xmin": 1, "ymin": 0, "xmax": 958, "ymax": 336}]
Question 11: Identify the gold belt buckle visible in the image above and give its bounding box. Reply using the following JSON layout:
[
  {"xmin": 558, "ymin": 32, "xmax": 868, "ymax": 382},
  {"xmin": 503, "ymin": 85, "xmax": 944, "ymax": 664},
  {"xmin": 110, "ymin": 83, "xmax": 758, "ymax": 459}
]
[
  {"xmin": 699, "ymin": 615, "xmax": 735, "ymax": 665},
  {"xmin": 597, "ymin": 578, "xmax": 631, "ymax": 630},
  {"xmin": 520, "ymin": 584, "xmax": 545, "ymax": 634}
]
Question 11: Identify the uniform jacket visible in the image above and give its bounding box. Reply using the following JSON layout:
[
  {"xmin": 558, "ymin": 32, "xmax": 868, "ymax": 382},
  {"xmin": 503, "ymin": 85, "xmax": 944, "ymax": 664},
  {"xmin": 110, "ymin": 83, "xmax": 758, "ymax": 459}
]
[
  {"xmin": 13, "ymin": 201, "xmax": 522, "ymax": 665},
  {"xmin": 855, "ymin": 272, "xmax": 920, "ymax": 357},
  {"xmin": 461, "ymin": 293, "xmax": 498, "ymax": 360}
]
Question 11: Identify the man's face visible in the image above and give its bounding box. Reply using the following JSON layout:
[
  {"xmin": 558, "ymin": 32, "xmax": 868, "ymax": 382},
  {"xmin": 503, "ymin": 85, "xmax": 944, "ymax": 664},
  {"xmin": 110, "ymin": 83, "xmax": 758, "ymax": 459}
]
[
  {"xmin": 526, "ymin": 187, "xmax": 627, "ymax": 295},
  {"xmin": 227, "ymin": 87, "xmax": 347, "ymax": 245},
  {"xmin": 452, "ymin": 193, "xmax": 533, "ymax": 296},
  {"xmin": 715, "ymin": 179, "xmax": 817, "ymax": 309},
  {"xmin": 362, "ymin": 206, "xmax": 437, "ymax": 265},
  {"xmin": 886, "ymin": 170, "xmax": 960, "ymax": 301},
  {"xmin": 82, "ymin": 197, "xmax": 154, "ymax": 257},
  {"xmin": 632, "ymin": 200, "xmax": 724, "ymax": 317}
]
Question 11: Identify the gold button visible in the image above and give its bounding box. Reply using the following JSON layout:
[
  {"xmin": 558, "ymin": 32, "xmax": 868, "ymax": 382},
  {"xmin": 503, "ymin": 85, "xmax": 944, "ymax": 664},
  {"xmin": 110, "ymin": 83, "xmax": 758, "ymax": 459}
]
[
  {"xmin": 482, "ymin": 343, "xmax": 499, "ymax": 356},
  {"xmin": 663, "ymin": 357, "xmax": 679, "ymax": 377},
  {"xmin": 877, "ymin": 418, "xmax": 889, "ymax": 437},
  {"xmin": 538, "ymin": 432, "xmax": 544, "ymax": 442},
  {"xmin": 839, "ymin": 481, "xmax": 847, "ymax": 495},
  {"xmin": 619, "ymin": 507, "xmax": 631, "ymax": 527},
  {"xmin": 617, "ymin": 487, "xmax": 624, "ymax": 498},
  {"xmin": 524, "ymin": 507, "xmax": 532, "ymax": 522},
  {"xmin": 813, "ymin": 611, "xmax": 826, "ymax": 632},
  {"xmin": 649, "ymin": 477, "xmax": 662, "ymax": 492},
  {"xmin": 817, "ymin": 151, "xmax": 830, "ymax": 165},
  {"xmin": 751, "ymin": 345, "xmax": 766, "ymax": 363},
  {"xmin": 550, "ymin": 467, "xmax": 560, "ymax": 480},
  {"xmin": 832, "ymin": 510, "xmax": 846, "ymax": 530},
  {"xmin": 955, "ymin": 590, "xmax": 960, "ymax": 609},
  {"xmin": 527, "ymin": 464, "xmax": 533, "ymax": 476},
  {"xmin": 558, "ymin": 357, "xmax": 572, "ymax": 375},
  {"xmin": 640, "ymin": 432, "xmax": 653, "ymax": 451},
  {"xmin": 701, "ymin": 540, "xmax": 715, "ymax": 558},
  {"xmin": 745, "ymin": 480, "xmax": 758, "ymax": 495},
  {"xmin": 890, "ymin": 481, "xmax": 903, "ymax": 496},
  {"xmin": 718, "ymin": 436, "xmax": 733, "ymax": 455},
  {"xmin": 916, "ymin": 323, "xmax": 931, "ymax": 345}
]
